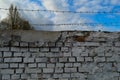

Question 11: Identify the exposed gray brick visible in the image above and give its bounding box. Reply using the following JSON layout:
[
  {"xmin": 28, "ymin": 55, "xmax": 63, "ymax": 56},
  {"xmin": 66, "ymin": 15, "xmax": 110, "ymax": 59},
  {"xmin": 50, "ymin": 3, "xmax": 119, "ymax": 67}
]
[
  {"xmin": 11, "ymin": 74, "xmax": 20, "ymax": 79},
  {"xmin": 85, "ymin": 57, "xmax": 93, "ymax": 62},
  {"xmin": 36, "ymin": 58, "xmax": 48, "ymax": 62},
  {"xmin": 51, "ymin": 48, "xmax": 59, "ymax": 52},
  {"xmin": 24, "ymin": 58, "xmax": 34, "ymax": 63},
  {"xmin": 64, "ymin": 42, "xmax": 72, "ymax": 47},
  {"xmin": 0, "ymin": 47, "xmax": 9, "ymax": 51},
  {"xmin": 43, "ymin": 68, "xmax": 54, "ymax": 73},
  {"xmin": 20, "ymin": 42, "xmax": 28, "ymax": 47},
  {"xmin": 81, "ymin": 52, "xmax": 88, "ymax": 57},
  {"xmin": 11, "ymin": 47, "xmax": 20, "ymax": 51},
  {"xmin": 16, "ymin": 69, "xmax": 23, "ymax": 73},
  {"xmin": 61, "ymin": 47, "xmax": 69, "ymax": 52},
  {"xmin": 65, "ymin": 63, "xmax": 73, "ymax": 67},
  {"xmin": 59, "ymin": 58, "xmax": 68, "ymax": 62},
  {"xmin": 30, "ymin": 48, "xmax": 39, "ymax": 52},
  {"xmin": 4, "ymin": 58, "xmax": 22, "ymax": 63},
  {"xmin": 2, "ymin": 75, "xmax": 10, "ymax": 79},
  {"xmin": 47, "ymin": 63, "xmax": 55, "ymax": 68},
  {"xmin": 1, "ymin": 69, "xmax": 14, "ymax": 74},
  {"xmin": 0, "ymin": 63, "xmax": 9, "ymax": 68},
  {"xmin": 28, "ymin": 63, "xmax": 37, "ymax": 68},
  {"xmin": 64, "ymin": 68, "xmax": 77, "ymax": 72},
  {"xmin": 40, "ymin": 48, "xmax": 49, "ymax": 52},
  {"xmin": 63, "ymin": 52, "xmax": 71, "ymax": 57},
  {"xmin": 19, "ymin": 63, "xmax": 25, "ymax": 68},
  {"xmin": 38, "ymin": 63, "xmax": 46, "ymax": 68},
  {"xmin": 73, "ymin": 63, "xmax": 81, "ymax": 67},
  {"xmin": 94, "ymin": 57, "xmax": 105, "ymax": 62},
  {"xmin": 69, "ymin": 57, "xmax": 76, "ymax": 62},
  {"xmin": 3, "ymin": 52, "xmax": 12, "ymax": 57},
  {"xmin": 55, "ymin": 68, "xmax": 63, "ymax": 73},
  {"xmin": 62, "ymin": 73, "xmax": 70, "ymax": 78},
  {"xmin": 77, "ymin": 57, "xmax": 84, "ymax": 62},
  {"xmin": 56, "ymin": 63, "xmax": 64, "ymax": 67},
  {"xmin": 56, "ymin": 42, "xmax": 63, "ymax": 47},
  {"xmin": 0, "ymin": 52, "xmax": 2, "ymax": 57},
  {"xmin": 10, "ymin": 63, "xmax": 18, "ymax": 68},
  {"xmin": 25, "ymin": 68, "xmax": 41, "ymax": 73},
  {"xmin": 20, "ymin": 48, "xmax": 29, "ymax": 52},
  {"xmin": 13, "ymin": 52, "xmax": 22, "ymax": 57}
]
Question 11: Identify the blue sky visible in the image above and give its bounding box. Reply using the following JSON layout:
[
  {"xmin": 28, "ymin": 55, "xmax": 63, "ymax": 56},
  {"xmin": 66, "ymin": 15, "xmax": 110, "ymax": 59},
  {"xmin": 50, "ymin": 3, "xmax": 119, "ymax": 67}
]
[{"xmin": 0, "ymin": 0, "xmax": 120, "ymax": 31}]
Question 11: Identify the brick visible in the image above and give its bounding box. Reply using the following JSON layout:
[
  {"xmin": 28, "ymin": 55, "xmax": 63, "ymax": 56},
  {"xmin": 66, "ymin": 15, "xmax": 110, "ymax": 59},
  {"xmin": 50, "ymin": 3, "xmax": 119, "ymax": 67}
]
[
  {"xmin": 115, "ymin": 42, "xmax": 120, "ymax": 46},
  {"xmin": 16, "ymin": 69, "xmax": 23, "ymax": 73},
  {"xmin": 25, "ymin": 68, "xmax": 41, "ymax": 73},
  {"xmin": 56, "ymin": 42, "xmax": 63, "ymax": 47},
  {"xmin": 63, "ymin": 52, "xmax": 71, "ymax": 57},
  {"xmin": 65, "ymin": 63, "xmax": 73, "ymax": 67},
  {"xmin": 62, "ymin": 73, "xmax": 70, "ymax": 78},
  {"xmin": 56, "ymin": 63, "xmax": 64, "ymax": 67},
  {"xmin": 28, "ymin": 63, "xmax": 37, "ymax": 68},
  {"xmin": 29, "ymin": 48, "xmax": 39, "ymax": 52},
  {"xmin": 48, "ymin": 42, "xmax": 56, "ymax": 47},
  {"xmin": 59, "ymin": 58, "xmax": 68, "ymax": 62},
  {"xmin": 61, "ymin": 47, "xmax": 69, "ymax": 52},
  {"xmin": 77, "ymin": 57, "xmax": 84, "ymax": 62},
  {"xmin": 64, "ymin": 68, "xmax": 77, "ymax": 72},
  {"xmin": 10, "ymin": 63, "xmax": 18, "ymax": 68},
  {"xmin": 0, "ymin": 52, "xmax": 2, "ymax": 57},
  {"xmin": 1, "ymin": 69, "xmax": 14, "ymax": 74},
  {"xmin": 43, "ymin": 68, "xmax": 54, "ymax": 73},
  {"xmin": 20, "ymin": 48, "xmax": 29, "ymax": 52},
  {"xmin": 85, "ymin": 57, "xmax": 93, "ymax": 62},
  {"xmin": 69, "ymin": 57, "xmax": 76, "ymax": 62},
  {"xmin": 2, "ymin": 75, "xmax": 10, "ymax": 79},
  {"xmin": 11, "ymin": 47, "xmax": 20, "ymax": 51},
  {"xmin": 36, "ymin": 58, "xmax": 48, "ymax": 62},
  {"xmin": 55, "ymin": 68, "xmax": 63, "ymax": 73},
  {"xmin": 94, "ymin": 57, "xmax": 105, "ymax": 62},
  {"xmin": 4, "ymin": 58, "xmax": 22, "ymax": 62},
  {"xmin": 11, "ymin": 74, "xmax": 20, "ymax": 79},
  {"xmin": 64, "ymin": 42, "xmax": 72, "ymax": 47},
  {"xmin": 3, "ymin": 51, "xmax": 12, "ymax": 57},
  {"xmin": 105, "ymin": 53, "xmax": 113, "ymax": 57},
  {"xmin": 51, "ymin": 48, "xmax": 59, "ymax": 52},
  {"xmin": 73, "ymin": 63, "xmax": 81, "ymax": 67},
  {"xmin": 20, "ymin": 42, "xmax": 28, "ymax": 47},
  {"xmin": 38, "ymin": 63, "xmax": 46, "ymax": 68},
  {"xmin": 0, "ymin": 47, "xmax": 9, "ymax": 51},
  {"xmin": 21, "ymin": 74, "xmax": 28, "ymax": 79},
  {"xmin": 81, "ymin": 52, "xmax": 88, "ymax": 57},
  {"xmin": 40, "ymin": 48, "xmax": 49, "ymax": 52},
  {"xmin": 13, "ymin": 52, "xmax": 22, "ymax": 57},
  {"xmin": 47, "ymin": 63, "xmax": 55, "ymax": 68},
  {"xmin": 19, "ymin": 63, "xmax": 25, "ymax": 68},
  {"xmin": 24, "ymin": 58, "xmax": 34, "ymax": 63},
  {"xmin": 72, "ymin": 47, "xmax": 83, "ymax": 56},
  {"xmin": 0, "ymin": 63, "xmax": 9, "ymax": 68}
]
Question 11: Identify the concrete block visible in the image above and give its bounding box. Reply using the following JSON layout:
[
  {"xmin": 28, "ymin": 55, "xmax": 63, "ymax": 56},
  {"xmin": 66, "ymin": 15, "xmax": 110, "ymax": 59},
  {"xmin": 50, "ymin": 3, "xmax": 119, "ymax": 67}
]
[
  {"xmin": 55, "ymin": 68, "xmax": 63, "ymax": 73},
  {"xmin": 10, "ymin": 63, "xmax": 18, "ymax": 68},
  {"xmin": 94, "ymin": 57, "xmax": 105, "ymax": 62},
  {"xmin": 40, "ymin": 48, "xmax": 49, "ymax": 52},
  {"xmin": 0, "ymin": 63, "xmax": 9, "ymax": 68},
  {"xmin": 1, "ymin": 69, "xmax": 14, "ymax": 74},
  {"xmin": 38, "ymin": 63, "xmax": 46, "ymax": 68},
  {"xmin": 47, "ymin": 63, "xmax": 55, "ymax": 68},
  {"xmin": 64, "ymin": 68, "xmax": 77, "ymax": 72},
  {"xmin": 56, "ymin": 63, "xmax": 64, "ymax": 67},
  {"xmin": 0, "ymin": 47, "xmax": 9, "ymax": 51},
  {"xmin": 2, "ymin": 75, "xmax": 10, "ymax": 79},
  {"xmin": 3, "ymin": 51, "xmax": 12, "ymax": 57},
  {"xmin": 24, "ymin": 58, "xmax": 34, "ymax": 63},
  {"xmin": 51, "ymin": 48, "xmax": 60, "ymax": 52},
  {"xmin": 65, "ymin": 63, "xmax": 73, "ymax": 67},
  {"xmin": 11, "ymin": 74, "xmax": 20, "ymax": 79},
  {"xmin": 76, "ymin": 57, "xmax": 84, "ymax": 62},
  {"xmin": 36, "ymin": 58, "xmax": 48, "ymax": 62},
  {"xmin": 16, "ymin": 69, "xmax": 23, "ymax": 73},
  {"xmin": 43, "ymin": 68, "xmax": 54, "ymax": 73},
  {"xmin": 64, "ymin": 52, "xmax": 71, "ymax": 57},
  {"xmin": 4, "ymin": 58, "xmax": 22, "ymax": 63},
  {"xmin": 28, "ymin": 63, "xmax": 37, "ymax": 68},
  {"xmin": 61, "ymin": 47, "xmax": 69, "ymax": 52},
  {"xmin": 69, "ymin": 57, "xmax": 76, "ymax": 62},
  {"xmin": 29, "ymin": 48, "xmax": 39, "ymax": 52}
]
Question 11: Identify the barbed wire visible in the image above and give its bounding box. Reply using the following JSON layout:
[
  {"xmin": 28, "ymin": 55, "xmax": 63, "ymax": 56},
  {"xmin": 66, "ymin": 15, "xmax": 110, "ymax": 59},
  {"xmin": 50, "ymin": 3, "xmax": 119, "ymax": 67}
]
[
  {"xmin": 0, "ymin": 8, "xmax": 120, "ymax": 14},
  {"xmin": 30, "ymin": 22, "xmax": 120, "ymax": 26}
]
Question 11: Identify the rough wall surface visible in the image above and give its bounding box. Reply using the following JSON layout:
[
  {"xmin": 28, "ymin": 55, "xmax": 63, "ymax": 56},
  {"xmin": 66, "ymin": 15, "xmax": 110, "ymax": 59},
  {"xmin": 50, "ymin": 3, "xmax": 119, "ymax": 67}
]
[{"xmin": 0, "ymin": 30, "xmax": 120, "ymax": 80}]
